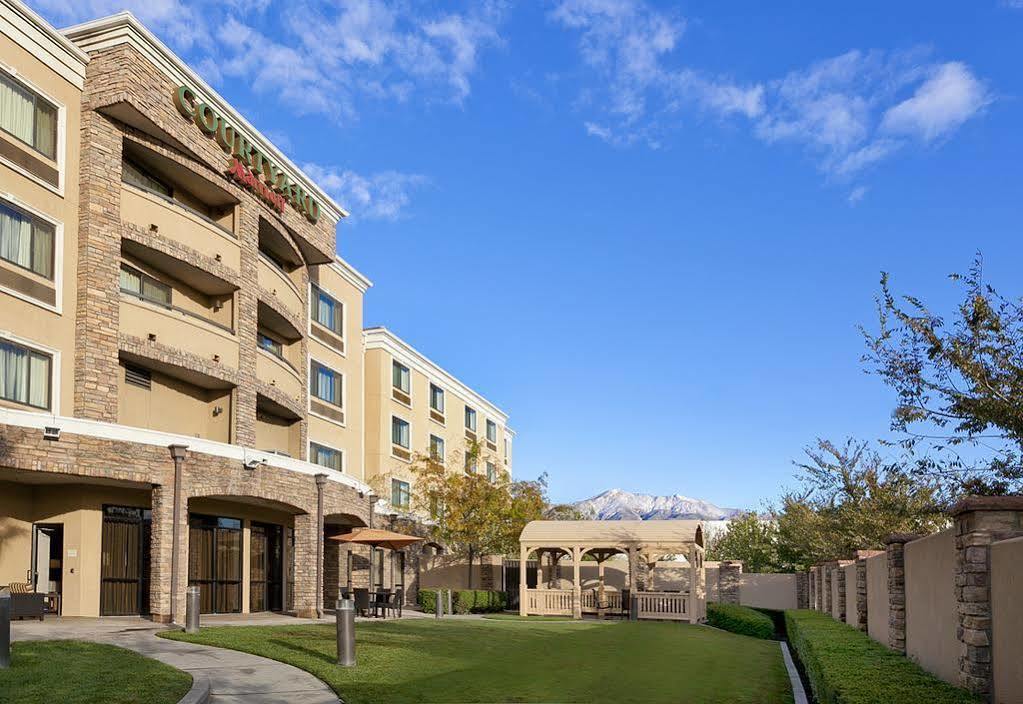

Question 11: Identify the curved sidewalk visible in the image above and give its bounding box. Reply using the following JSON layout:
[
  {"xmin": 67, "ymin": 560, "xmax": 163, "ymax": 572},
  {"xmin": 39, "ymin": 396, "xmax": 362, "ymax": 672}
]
[{"xmin": 12, "ymin": 617, "xmax": 339, "ymax": 704}]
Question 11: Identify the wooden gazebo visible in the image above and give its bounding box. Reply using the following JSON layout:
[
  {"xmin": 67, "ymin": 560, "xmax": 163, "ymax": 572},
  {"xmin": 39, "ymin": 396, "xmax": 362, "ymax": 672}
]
[{"xmin": 518, "ymin": 520, "xmax": 706, "ymax": 622}]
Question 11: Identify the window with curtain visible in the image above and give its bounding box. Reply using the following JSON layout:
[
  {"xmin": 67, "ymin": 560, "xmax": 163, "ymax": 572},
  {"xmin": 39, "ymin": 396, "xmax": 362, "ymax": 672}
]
[
  {"xmin": 429, "ymin": 383, "xmax": 444, "ymax": 413},
  {"xmin": 121, "ymin": 158, "xmax": 171, "ymax": 197},
  {"xmin": 310, "ymin": 361, "xmax": 342, "ymax": 407},
  {"xmin": 391, "ymin": 416, "xmax": 410, "ymax": 448},
  {"xmin": 391, "ymin": 479, "xmax": 410, "ymax": 509},
  {"xmin": 0, "ymin": 72, "xmax": 57, "ymax": 159},
  {"xmin": 486, "ymin": 462, "xmax": 497, "ymax": 482},
  {"xmin": 486, "ymin": 419, "xmax": 497, "ymax": 443},
  {"xmin": 465, "ymin": 406, "xmax": 477, "ymax": 432},
  {"xmin": 0, "ymin": 200, "xmax": 54, "ymax": 279},
  {"xmin": 0, "ymin": 338, "xmax": 51, "ymax": 410},
  {"xmin": 392, "ymin": 361, "xmax": 410, "ymax": 394},
  {"xmin": 464, "ymin": 452, "xmax": 477, "ymax": 475},
  {"xmin": 310, "ymin": 442, "xmax": 343, "ymax": 472},
  {"xmin": 430, "ymin": 434, "xmax": 445, "ymax": 460},
  {"xmin": 257, "ymin": 332, "xmax": 282, "ymax": 358},
  {"xmin": 119, "ymin": 263, "xmax": 171, "ymax": 306},
  {"xmin": 310, "ymin": 284, "xmax": 343, "ymax": 335}
]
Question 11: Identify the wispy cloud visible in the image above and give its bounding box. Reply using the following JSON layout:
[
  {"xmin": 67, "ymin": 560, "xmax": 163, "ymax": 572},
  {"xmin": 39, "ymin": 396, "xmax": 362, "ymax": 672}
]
[
  {"xmin": 303, "ymin": 164, "xmax": 428, "ymax": 221},
  {"xmin": 36, "ymin": 0, "xmax": 208, "ymax": 49},
  {"xmin": 880, "ymin": 62, "xmax": 990, "ymax": 142},
  {"xmin": 847, "ymin": 185, "xmax": 868, "ymax": 205}
]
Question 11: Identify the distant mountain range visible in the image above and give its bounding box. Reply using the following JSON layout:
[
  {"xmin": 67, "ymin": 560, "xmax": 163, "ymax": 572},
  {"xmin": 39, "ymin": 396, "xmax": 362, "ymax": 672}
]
[{"xmin": 572, "ymin": 489, "xmax": 742, "ymax": 521}]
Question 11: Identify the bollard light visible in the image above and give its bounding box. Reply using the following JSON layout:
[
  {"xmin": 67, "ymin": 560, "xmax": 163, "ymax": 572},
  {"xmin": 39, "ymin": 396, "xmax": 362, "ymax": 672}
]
[
  {"xmin": 336, "ymin": 599, "xmax": 356, "ymax": 667},
  {"xmin": 435, "ymin": 589, "xmax": 443, "ymax": 618},
  {"xmin": 0, "ymin": 591, "xmax": 10, "ymax": 669},
  {"xmin": 446, "ymin": 589, "xmax": 453, "ymax": 617},
  {"xmin": 185, "ymin": 586, "xmax": 201, "ymax": 634}
]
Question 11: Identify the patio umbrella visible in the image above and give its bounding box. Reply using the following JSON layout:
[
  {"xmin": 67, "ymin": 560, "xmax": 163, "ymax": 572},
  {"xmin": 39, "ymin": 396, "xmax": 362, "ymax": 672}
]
[{"xmin": 329, "ymin": 528, "xmax": 424, "ymax": 550}]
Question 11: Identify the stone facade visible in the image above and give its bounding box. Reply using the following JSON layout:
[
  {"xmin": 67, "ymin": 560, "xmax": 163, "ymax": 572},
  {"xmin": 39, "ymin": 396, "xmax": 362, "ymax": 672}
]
[
  {"xmin": 795, "ymin": 571, "xmax": 809, "ymax": 610},
  {"xmin": 718, "ymin": 560, "xmax": 742, "ymax": 605},
  {"xmin": 884, "ymin": 533, "xmax": 920, "ymax": 654}
]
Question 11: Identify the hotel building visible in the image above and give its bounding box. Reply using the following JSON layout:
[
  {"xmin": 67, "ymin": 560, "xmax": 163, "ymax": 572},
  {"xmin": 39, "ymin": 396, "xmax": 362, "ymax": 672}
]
[{"xmin": 0, "ymin": 1, "xmax": 512, "ymax": 620}]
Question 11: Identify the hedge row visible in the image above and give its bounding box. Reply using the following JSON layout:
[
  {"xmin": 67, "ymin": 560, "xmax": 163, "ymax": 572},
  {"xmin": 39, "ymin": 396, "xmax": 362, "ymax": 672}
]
[
  {"xmin": 784, "ymin": 610, "xmax": 981, "ymax": 704},
  {"xmin": 418, "ymin": 589, "xmax": 507, "ymax": 614},
  {"xmin": 706, "ymin": 603, "xmax": 775, "ymax": 639}
]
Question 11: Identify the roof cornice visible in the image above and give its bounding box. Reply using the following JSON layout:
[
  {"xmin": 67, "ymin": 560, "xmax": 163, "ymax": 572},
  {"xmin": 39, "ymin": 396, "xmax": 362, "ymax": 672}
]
[
  {"xmin": 363, "ymin": 326, "xmax": 510, "ymax": 425},
  {"xmin": 1, "ymin": 0, "xmax": 89, "ymax": 89},
  {"xmin": 61, "ymin": 11, "xmax": 348, "ymax": 223},
  {"xmin": 330, "ymin": 255, "xmax": 372, "ymax": 294}
]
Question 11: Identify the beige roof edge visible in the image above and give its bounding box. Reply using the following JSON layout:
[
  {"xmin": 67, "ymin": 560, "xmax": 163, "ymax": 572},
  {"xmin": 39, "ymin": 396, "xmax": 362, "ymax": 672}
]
[
  {"xmin": 363, "ymin": 326, "xmax": 510, "ymax": 426},
  {"xmin": 329, "ymin": 254, "xmax": 372, "ymax": 294},
  {"xmin": 60, "ymin": 11, "xmax": 349, "ymax": 223},
  {"xmin": 1, "ymin": 0, "xmax": 89, "ymax": 88},
  {"xmin": 519, "ymin": 519, "xmax": 705, "ymax": 546}
]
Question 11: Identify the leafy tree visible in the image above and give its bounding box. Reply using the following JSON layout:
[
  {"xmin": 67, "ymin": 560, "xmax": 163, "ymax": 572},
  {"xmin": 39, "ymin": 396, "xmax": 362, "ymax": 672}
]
[
  {"xmin": 862, "ymin": 257, "xmax": 1023, "ymax": 495},
  {"xmin": 774, "ymin": 438, "xmax": 946, "ymax": 569},
  {"xmin": 706, "ymin": 512, "xmax": 786, "ymax": 573}
]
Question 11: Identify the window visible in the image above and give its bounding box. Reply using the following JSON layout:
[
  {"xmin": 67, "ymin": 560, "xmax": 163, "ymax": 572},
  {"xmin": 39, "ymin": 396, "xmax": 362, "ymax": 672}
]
[
  {"xmin": 310, "ymin": 442, "xmax": 343, "ymax": 472},
  {"xmin": 392, "ymin": 361, "xmax": 410, "ymax": 394},
  {"xmin": 465, "ymin": 406, "xmax": 477, "ymax": 432},
  {"xmin": 310, "ymin": 361, "xmax": 343, "ymax": 407},
  {"xmin": 121, "ymin": 158, "xmax": 171, "ymax": 197},
  {"xmin": 430, "ymin": 434, "xmax": 445, "ymax": 461},
  {"xmin": 391, "ymin": 479, "xmax": 410, "ymax": 509},
  {"xmin": 391, "ymin": 416, "xmax": 410, "ymax": 449},
  {"xmin": 0, "ymin": 200, "xmax": 54, "ymax": 279},
  {"xmin": 486, "ymin": 462, "xmax": 497, "ymax": 482},
  {"xmin": 464, "ymin": 452, "xmax": 477, "ymax": 475},
  {"xmin": 0, "ymin": 72, "xmax": 57, "ymax": 159},
  {"xmin": 257, "ymin": 332, "xmax": 283, "ymax": 358},
  {"xmin": 486, "ymin": 419, "xmax": 497, "ymax": 443},
  {"xmin": 310, "ymin": 284, "xmax": 343, "ymax": 335},
  {"xmin": 119, "ymin": 264, "xmax": 171, "ymax": 306},
  {"xmin": 505, "ymin": 437, "xmax": 510, "ymax": 459},
  {"xmin": 0, "ymin": 338, "xmax": 50, "ymax": 409},
  {"xmin": 429, "ymin": 383, "xmax": 445, "ymax": 413}
]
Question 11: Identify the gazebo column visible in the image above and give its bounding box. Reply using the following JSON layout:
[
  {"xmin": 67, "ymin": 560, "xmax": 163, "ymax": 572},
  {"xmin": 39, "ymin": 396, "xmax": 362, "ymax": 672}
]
[
  {"xmin": 571, "ymin": 546, "xmax": 582, "ymax": 620},
  {"xmin": 519, "ymin": 545, "xmax": 528, "ymax": 617}
]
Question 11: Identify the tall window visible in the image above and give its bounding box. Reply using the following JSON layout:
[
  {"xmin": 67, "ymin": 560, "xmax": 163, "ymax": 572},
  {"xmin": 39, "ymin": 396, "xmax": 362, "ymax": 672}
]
[
  {"xmin": 0, "ymin": 201, "xmax": 54, "ymax": 279},
  {"xmin": 486, "ymin": 462, "xmax": 497, "ymax": 482},
  {"xmin": 257, "ymin": 332, "xmax": 283, "ymax": 358},
  {"xmin": 505, "ymin": 437, "xmax": 510, "ymax": 459},
  {"xmin": 391, "ymin": 479, "xmax": 410, "ymax": 509},
  {"xmin": 0, "ymin": 72, "xmax": 57, "ymax": 159},
  {"xmin": 465, "ymin": 406, "xmax": 477, "ymax": 432},
  {"xmin": 429, "ymin": 383, "xmax": 444, "ymax": 413},
  {"xmin": 0, "ymin": 338, "xmax": 51, "ymax": 410},
  {"xmin": 391, "ymin": 416, "xmax": 410, "ymax": 449},
  {"xmin": 310, "ymin": 361, "xmax": 343, "ymax": 407},
  {"xmin": 464, "ymin": 452, "xmax": 477, "ymax": 475},
  {"xmin": 310, "ymin": 442, "xmax": 343, "ymax": 472},
  {"xmin": 486, "ymin": 419, "xmax": 497, "ymax": 443},
  {"xmin": 430, "ymin": 434, "xmax": 445, "ymax": 461},
  {"xmin": 119, "ymin": 263, "xmax": 171, "ymax": 306},
  {"xmin": 121, "ymin": 158, "xmax": 171, "ymax": 197},
  {"xmin": 310, "ymin": 284, "xmax": 343, "ymax": 335},
  {"xmin": 392, "ymin": 361, "xmax": 410, "ymax": 394}
]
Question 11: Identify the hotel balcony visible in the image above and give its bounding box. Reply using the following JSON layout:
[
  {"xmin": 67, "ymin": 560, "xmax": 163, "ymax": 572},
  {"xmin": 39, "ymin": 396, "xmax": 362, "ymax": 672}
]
[
  {"xmin": 257, "ymin": 253, "xmax": 304, "ymax": 322},
  {"xmin": 255, "ymin": 345, "xmax": 303, "ymax": 406},
  {"xmin": 119, "ymin": 297, "xmax": 239, "ymax": 371}
]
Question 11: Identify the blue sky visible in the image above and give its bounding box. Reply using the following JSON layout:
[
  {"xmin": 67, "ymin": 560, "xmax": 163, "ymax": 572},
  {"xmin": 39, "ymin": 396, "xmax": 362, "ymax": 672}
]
[{"xmin": 40, "ymin": 0, "xmax": 1023, "ymax": 508}]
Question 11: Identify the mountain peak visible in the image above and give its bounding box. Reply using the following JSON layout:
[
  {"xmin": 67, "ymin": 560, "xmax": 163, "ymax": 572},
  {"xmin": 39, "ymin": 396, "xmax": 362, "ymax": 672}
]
[{"xmin": 573, "ymin": 488, "xmax": 741, "ymax": 521}]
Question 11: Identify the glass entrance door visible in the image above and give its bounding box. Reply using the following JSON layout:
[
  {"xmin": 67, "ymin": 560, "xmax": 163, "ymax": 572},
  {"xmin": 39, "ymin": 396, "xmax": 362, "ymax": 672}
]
[
  {"xmin": 100, "ymin": 506, "xmax": 151, "ymax": 616},
  {"xmin": 250, "ymin": 522, "xmax": 283, "ymax": 612},
  {"xmin": 188, "ymin": 514, "xmax": 242, "ymax": 613}
]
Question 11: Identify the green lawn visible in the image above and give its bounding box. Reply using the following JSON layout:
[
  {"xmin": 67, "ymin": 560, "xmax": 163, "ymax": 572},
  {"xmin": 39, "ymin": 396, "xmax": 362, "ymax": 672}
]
[
  {"xmin": 163, "ymin": 618, "xmax": 793, "ymax": 704},
  {"xmin": 0, "ymin": 640, "xmax": 192, "ymax": 704}
]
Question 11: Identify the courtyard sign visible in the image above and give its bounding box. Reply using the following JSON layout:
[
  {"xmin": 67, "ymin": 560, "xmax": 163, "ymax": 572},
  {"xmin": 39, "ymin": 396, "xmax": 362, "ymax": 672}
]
[{"xmin": 173, "ymin": 85, "xmax": 321, "ymax": 224}]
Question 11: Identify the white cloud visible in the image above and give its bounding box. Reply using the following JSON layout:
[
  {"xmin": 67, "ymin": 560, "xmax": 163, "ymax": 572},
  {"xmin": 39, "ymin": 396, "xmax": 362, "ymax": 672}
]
[
  {"xmin": 880, "ymin": 62, "xmax": 990, "ymax": 142},
  {"xmin": 847, "ymin": 185, "xmax": 868, "ymax": 204},
  {"xmin": 32, "ymin": 0, "xmax": 208, "ymax": 49},
  {"xmin": 303, "ymin": 164, "xmax": 427, "ymax": 221}
]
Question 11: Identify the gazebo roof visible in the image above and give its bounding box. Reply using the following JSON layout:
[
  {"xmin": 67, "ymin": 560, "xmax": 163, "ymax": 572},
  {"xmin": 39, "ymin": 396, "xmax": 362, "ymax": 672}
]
[{"xmin": 519, "ymin": 520, "xmax": 704, "ymax": 549}]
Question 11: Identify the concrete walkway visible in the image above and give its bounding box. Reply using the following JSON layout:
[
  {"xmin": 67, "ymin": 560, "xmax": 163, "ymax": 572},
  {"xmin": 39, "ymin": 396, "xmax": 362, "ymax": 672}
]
[{"xmin": 12, "ymin": 617, "xmax": 339, "ymax": 704}]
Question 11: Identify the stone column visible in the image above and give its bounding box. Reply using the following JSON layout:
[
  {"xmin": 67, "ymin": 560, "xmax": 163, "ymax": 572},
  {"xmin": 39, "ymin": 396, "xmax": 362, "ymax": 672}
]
[
  {"xmin": 885, "ymin": 533, "xmax": 920, "ymax": 654},
  {"xmin": 951, "ymin": 496, "xmax": 1023, "ymax": 698},
  {"xmin": 718, "ymin": 561, "xmax": 742, "ymax": 605},
  {"xmin": 796, "ymin": 571, "xmax": 809, "ymax": 610},
  {"xmin": 817, "ymin": 564, "xmax": 825, "ymax": 611},
  {"xmin": 854, "ymin": 556, "xmax": 868, "ymax": 630},
  {"xmin": 149, "ymin": 482, "xmax": 174, "ymax": 622},
  {"xmin": 822, "ymin": 562, "xmax": 833, "ymax": 615},
  {"xmin": 835, "ymin": 560, "xmax": 854, "ymax": 622},
  {"xmin": 292, "ymin": 512, "xmax": 319, "ymax": 618}
]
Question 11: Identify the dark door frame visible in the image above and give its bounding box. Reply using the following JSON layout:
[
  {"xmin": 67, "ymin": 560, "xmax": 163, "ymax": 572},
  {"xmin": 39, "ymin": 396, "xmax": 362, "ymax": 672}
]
[
  {"xmin": 100, "ymin": 505, "xmax": 151, "ymax": 616},
  {"xmin": 249, "ymin": 521, "xmax": 284, "ymax": 613}
]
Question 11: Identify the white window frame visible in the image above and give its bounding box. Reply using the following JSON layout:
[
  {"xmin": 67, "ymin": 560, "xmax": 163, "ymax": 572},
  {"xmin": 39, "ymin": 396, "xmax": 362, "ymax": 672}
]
[
  {"xmin": 429, "ymin": 434, "xmax": 445, "ymax": 462},
  {"xmin": 391, "ymin": 478, "xmax": 411, "ymax": 510},
  {"xmin": 308, "ymin": 356, "xmax": 346, "ymax": 427},
  {"xmin": 0, "ymin": 62, "xmax": 66, "ymax": 197},
  {"xmin": 0, "ymin": 192, "xmax": 63, "ymax": 314},
  {"xmin": 486, "ymin": 419, "xmax": 497, "ymax": 443},
  {"xmin": 308, "ymin": 438, "xmax": 346, "ymax": 474},
  {"xmin": 391, "ymin": 414, "xmax": 411, "ymax": 459},
  {"xmin": 0, "ymin": 330, "xmax": 60, "ymax": 415},
  {"xmin": 465, "ymin": 405, "xmax": 477, "ymax": 432},
  {"xmin": 307, "ymin": 282, "xmax": 346, "ymax": 357},
  {"xmin": 392, "ymin": 360, "xmax": 411, "ymax": 394},
  {"xmin": 429, "ymin": 382, "xmax": 445, "ymax": 416}
]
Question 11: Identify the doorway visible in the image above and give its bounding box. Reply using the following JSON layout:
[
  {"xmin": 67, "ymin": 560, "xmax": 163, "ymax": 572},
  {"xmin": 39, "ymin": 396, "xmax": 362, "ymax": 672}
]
[
  {"xmin": 188, "ymin": 514, "xmax": 242, "ymax": 613},
  {"xmin": 100, "ymin": 506, "xmax": 152, "ymax": 616},
  {"xmin": 31, "ymin": 524, "xmax": 63, "ymax": 613},
  {"xmin": 249, "ymin": 522, "xmax": 283, "ymax": 612}
]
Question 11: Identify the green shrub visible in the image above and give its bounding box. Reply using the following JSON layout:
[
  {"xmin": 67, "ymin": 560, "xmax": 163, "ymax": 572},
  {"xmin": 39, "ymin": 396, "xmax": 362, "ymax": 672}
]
[
  {"xmin": 784, "ymin": 610, "xmax": 982, "ymax": 704},
  {"xmin": 707, "ymin": 603, "xmax": 775, "ymax": 639},
  {"xmin": 752, "ymin": 607, "xmax": 786, "ymax": 637},
  {"xmin": 417, "ymin": 589, "xmax": 507, "ymax": 614}
]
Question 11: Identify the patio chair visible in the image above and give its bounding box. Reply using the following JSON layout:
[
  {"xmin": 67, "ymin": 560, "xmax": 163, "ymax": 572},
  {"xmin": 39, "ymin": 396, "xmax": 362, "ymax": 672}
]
[
  {"xmin": 619, "ymin": 588, "xmax": 631, "ymax": 619},
  {"xmin": 373, "ymin": 589, "xmax": 393, "ymax": 618},
  {"xmin": 340, "ymin": 586, "xmax": 353, "ymax": 601},
  {"xmin": 353, "ymin": 588, "xmax": 370, "ymax": 617},
  {"xmin": 7, "ymin": 582, "xmax": 45, "ymax": 621}
]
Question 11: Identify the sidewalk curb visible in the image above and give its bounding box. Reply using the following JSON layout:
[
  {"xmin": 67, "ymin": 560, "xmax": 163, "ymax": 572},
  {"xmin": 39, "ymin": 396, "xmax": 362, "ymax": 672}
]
[{"xmin": 177, "ymin": 671, "xmax": 211, "ymax": 704}]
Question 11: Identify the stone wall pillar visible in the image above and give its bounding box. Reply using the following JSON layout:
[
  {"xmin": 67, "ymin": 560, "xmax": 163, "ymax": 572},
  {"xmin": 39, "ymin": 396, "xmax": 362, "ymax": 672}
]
[
  {"xmin": 796, "ymin": 571, "xmax": 809, "ymax": 610},
  {"xmin": 855, "ymin": 556, "xmax": 869, "ymax": 631},
  {"xmin": 807, "ymin": 568, "xmax": 815, "ymax": 610},
  {"xmin": 822, "ymin": 562, "xmax": 833, "ymax": 615},
  {"xmin": 885, "ymin": 533, "xmax": 920, "ymax": 654},
  {"xmin": 292, "ymin": 512, "xmax": 319, "ymax": 618},
  {"xmin": 835, "ymin": 559, "xmax": 854, "ymax": 622},
  {"xmin": 149, "ymin": 482, "xmax": 174, "ymax": 622},
  {"xmin": 951, "ymin": 496, "xmax": 1023, "ymax": 698},
  {"xmin": 817, "ymin": 564, "xmax": 825, "ymax": 611},
  {"xmin": 718, "ymin": 561, "xmax": 742, "ymax": 605}
]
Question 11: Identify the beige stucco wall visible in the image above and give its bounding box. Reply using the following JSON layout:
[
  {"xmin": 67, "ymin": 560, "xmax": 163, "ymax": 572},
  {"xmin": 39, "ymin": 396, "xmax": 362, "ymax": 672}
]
[
  {"xmin": 866, "ymin": 552, "xmax": 889, "ymax": 646},
  {"xmin": 739, "ymin": 573, "xmax": 798, "ymax": 611},
  {"xmin": 118, "ymin": 362, "xmax": 232, "ymax": 443},
  {"xmin": 905, "ymin": 529, "xmax": 958, "ymax": 685},
  {"xmin": 831, "ymin": 569, "xmax": 841, "ymax": 620},
  {"xmin": 0, "ymin": 27, "xmax": 82, "ymax": 417},
  {"xmin": 705, "ymin": 565, "xmax": 719, "ymax": 601},
  {"xmin": 844, "ymin": 563, "xmax": 857, "ymax": 626},
  {"xmin": 992, "ymin": 536, "xmax": 1023, "ymax": 704},
  {"xmin": 0, "ymin": 482, "xmax": 34, "ymax": 587}
]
